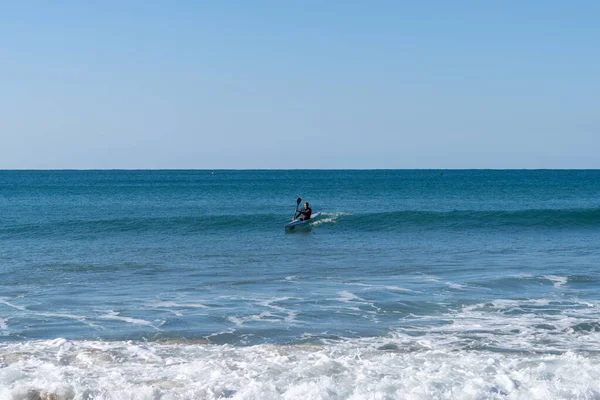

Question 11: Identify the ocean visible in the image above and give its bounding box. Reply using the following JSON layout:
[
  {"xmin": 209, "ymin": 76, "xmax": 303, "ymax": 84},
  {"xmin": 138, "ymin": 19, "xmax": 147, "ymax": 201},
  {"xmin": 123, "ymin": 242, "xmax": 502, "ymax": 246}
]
[{"xmin": 1, "ymin": 170, "xmax": 600, "ymax": 399}]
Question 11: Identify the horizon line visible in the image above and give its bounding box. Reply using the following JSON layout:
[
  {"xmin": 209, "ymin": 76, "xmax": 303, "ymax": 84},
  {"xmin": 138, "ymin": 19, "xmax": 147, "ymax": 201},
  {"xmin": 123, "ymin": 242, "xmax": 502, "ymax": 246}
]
[{"xmin": 1, "ymin": 168, "xmax": 599, "ymax": 171}]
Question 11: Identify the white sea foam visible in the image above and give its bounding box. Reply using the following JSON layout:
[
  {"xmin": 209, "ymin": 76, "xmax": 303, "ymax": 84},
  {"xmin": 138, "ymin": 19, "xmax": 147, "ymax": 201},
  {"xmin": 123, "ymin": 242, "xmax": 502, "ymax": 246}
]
[
  {"xmin": 400, "ymin": 298, "xmax": 600, "ymax": 354},
  {"xmin": 2, "ymin": 298, "xmax": 600, "ymax": 398},
  {"xmin": 383, "ymin": 286, "xmax": 412, "ymax": 292},
  {"xmin": 346, "ymin": 283, "xmax": 415, "ymax": 293},
  {"xmin": 257, "ymin": 297, "xmax": 292, "ymax": 310},
  {"xmin": 149, "ymin": 301, "xmax": 209, "ymax": 309},
  {"xmin": 228, "ymin": 298, "xmax": 299, "ymax": 327},
  {"xmin": 0, "ymin": 318, "xmax": 7, "ymax": 330},
  {"xmin": 420, "ymin": 274, "xmax": 441, "ymax": 282},
  {"xmin": 544, "ymin": 275, "xmax": 568, "ymax": 288},
  {"xmin": 205, "ymin": 328, "xmax": 236, "ymax": 339},
  {"xmin": 331, "ymin": 291, "xmax": 364, "ymax": 303},
  {"xmin": 402, "ymin": 275, "xmax": 463, "ymax": 290},
  {"xmin": 260, "ymin": 297, "xmax": 298, "ymax": 324},
  {"xmin": 38, "ymin": 311, "xmax": 94, "ymax": 327},
  {"xmin": 145, "ymin": 300, "xmax": 209, "ymax": 316},
  {"xmin": 0, "ymin": 298, "xmax": 27, "ymax": 311},
  {"xmin": 345, "ymin": 282, "xmax": 374, "ymax": 287},
  {"xmin": 0, "ymin": 298, "xmax": 97, "ymax": 328},
  {"xmin": 99, "ymin": 311, "xmax": 156, "ymax": 328},
  {"xmin": 310, "ymin": 217, "xmax": 336, "ymax": 226},
  {"xmin": 1, "ymin": 338, "xmax": 600, "ymax": 399},
  {"xmin": 227, "ymin": 316, "xmax": 245, "ymax": 327},
  {"xmin": 310, "ymin": 212, "xmax": 351, "ymax": 226},
  {"xmin": 446, "ymin": 281, "xmax": 465, "ymax": 290},
  {"xmin": 228, "ymin": 312, "xmax": 281, "ymax": 327},
  {"xmin": 517, "ymin": 273, "xmax": 534, "ymax": 278}
]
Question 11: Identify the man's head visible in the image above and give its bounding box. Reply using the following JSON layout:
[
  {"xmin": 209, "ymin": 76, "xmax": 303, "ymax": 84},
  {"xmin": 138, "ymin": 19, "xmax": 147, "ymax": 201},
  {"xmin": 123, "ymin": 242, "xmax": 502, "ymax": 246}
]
[{"xmin": 304, "ymin": 202, "xmax": 309, "ymax": 208}]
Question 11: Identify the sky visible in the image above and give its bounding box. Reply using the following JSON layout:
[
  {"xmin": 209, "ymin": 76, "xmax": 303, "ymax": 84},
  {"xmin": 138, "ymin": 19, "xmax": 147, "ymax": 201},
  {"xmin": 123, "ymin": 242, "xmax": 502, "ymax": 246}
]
[{"xmin": 1, "ymin": 1, "xmax": 599, "ymax": 169}]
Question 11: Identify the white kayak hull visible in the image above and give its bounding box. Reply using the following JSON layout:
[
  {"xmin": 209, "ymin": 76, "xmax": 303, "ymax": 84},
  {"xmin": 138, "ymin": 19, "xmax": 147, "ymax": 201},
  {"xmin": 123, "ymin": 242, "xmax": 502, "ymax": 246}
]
[{"xmin": 284, "ymin": 219, "xmax": 311, "ymax": 231}]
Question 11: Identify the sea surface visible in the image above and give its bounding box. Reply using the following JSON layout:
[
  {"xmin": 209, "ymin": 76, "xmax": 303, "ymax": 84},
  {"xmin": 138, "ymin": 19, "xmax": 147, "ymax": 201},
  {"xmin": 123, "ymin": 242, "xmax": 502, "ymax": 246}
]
[{"xmin": 1, "ymin": 170, "xmax": 600, "ymax": 399}]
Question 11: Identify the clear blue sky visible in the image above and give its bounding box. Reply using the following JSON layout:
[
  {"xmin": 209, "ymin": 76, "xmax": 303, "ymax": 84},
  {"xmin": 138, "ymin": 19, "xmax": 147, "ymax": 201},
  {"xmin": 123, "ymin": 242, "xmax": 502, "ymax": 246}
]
[{"xmin": 1, "ymin": 1, "xmax": 598, "ymax": 169}]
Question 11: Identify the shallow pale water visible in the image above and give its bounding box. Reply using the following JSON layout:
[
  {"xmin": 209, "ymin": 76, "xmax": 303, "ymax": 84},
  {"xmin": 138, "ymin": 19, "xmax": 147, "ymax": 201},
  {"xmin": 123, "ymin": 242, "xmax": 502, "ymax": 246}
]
[{"xmin": 1, "ymin": 170, "xmax": 600, "ymax": 399}]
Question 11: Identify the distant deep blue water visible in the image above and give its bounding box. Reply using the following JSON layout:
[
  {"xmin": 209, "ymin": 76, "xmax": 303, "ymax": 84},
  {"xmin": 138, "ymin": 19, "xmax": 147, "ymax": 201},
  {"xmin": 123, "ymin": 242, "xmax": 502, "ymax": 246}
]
[{"xmin": 1, "ymin": 170, "xmax": 600, "ymax": 399}]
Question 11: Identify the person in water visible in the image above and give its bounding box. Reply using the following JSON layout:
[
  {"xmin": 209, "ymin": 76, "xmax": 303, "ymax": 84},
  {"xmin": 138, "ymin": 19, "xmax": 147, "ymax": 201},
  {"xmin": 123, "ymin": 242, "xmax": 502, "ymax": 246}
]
[{"xmin": 296, "ymin": 202, "xmax": 312, "ymax": 221}]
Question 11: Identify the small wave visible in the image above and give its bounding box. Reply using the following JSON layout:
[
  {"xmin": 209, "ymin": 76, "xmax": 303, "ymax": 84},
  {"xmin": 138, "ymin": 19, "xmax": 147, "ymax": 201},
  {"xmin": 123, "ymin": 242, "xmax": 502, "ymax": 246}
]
[
  {"xmin": 544, "ymin": 275, "xmax": 568, "ymax": 288},
  {"xmin": 310, "ymin": 212, "xmax": 351, "ymax": 226},
  {"xmin": 571, "ymin": 322, "xmax": 600, "ymax": 333},
  {"xmin": 3, "ymin": 208, "xmax": 597, "ymax": 238},
  {"xmin": 337, "ymin": 208, "xmax": 600, "ymax": 231},
  {"xmin": 0, "ymin": 214, "xmax": 286, "ymax": 238}
]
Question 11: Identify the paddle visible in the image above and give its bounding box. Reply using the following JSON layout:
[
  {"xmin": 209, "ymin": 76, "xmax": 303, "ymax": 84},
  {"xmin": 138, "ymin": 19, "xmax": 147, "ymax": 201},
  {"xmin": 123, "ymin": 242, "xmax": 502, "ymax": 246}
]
[{"xmin": 293, "ymin": 197, "xmax": 302, "ymax": 220}]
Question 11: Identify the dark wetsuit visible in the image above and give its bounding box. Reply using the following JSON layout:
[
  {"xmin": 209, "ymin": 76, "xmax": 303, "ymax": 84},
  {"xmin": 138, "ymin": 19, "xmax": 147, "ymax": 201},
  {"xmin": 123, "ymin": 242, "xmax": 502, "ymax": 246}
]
[{"xmin": 298, "ymin": 207, "xmax": 312, "ymax": 221}]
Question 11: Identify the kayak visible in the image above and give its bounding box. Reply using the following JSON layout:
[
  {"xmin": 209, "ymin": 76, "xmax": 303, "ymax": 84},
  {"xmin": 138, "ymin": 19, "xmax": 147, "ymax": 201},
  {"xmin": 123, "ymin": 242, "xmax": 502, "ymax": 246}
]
[{"xmin": 284, "ymin": 219, "xmax": 311, "ymax": 231}]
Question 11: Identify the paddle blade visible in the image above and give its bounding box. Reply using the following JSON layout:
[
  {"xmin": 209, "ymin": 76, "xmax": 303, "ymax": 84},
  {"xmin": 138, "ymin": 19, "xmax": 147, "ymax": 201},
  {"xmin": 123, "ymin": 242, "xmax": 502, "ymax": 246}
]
[{"xmin": 296, "ymin": 197, "xmax": 302, "ymax": 205}]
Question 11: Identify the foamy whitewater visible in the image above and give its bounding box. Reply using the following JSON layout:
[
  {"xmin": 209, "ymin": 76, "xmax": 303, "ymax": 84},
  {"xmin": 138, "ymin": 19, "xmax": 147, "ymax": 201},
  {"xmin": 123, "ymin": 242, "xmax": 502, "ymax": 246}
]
[{"xmin": 1, "ymin": 170, "xmax": 600, "ymax": 399}]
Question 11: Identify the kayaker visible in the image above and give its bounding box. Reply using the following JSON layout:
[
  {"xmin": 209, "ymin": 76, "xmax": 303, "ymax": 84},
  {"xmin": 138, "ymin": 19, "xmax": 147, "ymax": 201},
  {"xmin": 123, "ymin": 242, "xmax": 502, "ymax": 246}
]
[{"xmin": 296, "ymin": 202, "xmax": 312, "ymax": 221}]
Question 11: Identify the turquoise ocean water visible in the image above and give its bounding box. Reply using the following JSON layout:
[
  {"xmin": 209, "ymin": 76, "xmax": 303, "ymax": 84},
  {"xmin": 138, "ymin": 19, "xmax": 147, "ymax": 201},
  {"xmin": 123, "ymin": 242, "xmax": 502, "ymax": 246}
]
[{"xmin": 1, "ymin": 170, "xmax": 600, "ymax": 399}]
